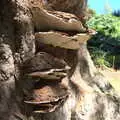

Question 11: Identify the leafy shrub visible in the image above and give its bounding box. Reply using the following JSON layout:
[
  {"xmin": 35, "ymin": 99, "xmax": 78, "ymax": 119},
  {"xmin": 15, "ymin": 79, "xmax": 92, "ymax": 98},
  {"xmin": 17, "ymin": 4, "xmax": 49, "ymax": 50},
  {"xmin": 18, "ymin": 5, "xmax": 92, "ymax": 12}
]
[{"xmin": 89, "ymin": 47, "xmax": 111, "ymax": 67}]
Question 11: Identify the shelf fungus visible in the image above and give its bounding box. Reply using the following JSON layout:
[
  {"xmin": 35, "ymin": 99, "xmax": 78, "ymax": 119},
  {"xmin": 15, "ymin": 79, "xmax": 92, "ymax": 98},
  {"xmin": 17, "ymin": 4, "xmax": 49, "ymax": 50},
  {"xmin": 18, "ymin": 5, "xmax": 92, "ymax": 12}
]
[
  {"xmin": 29, "ymin": 0, "xmax": 89, "ymax": 32},
  {"xmin": 29, "ymin": 5, "xmax": 86, "ymax": 32},
  {"xmin": 22, "ymin": 52, "xmax": 70, "ymax": 113},
  {"xmin": 24, "ymin": 84, "xmax": 69, "ymax": 113},
  {"xmin": 35, "ymin": 31, "xmax": 94, "ymax": 50},
  {"xmin": 27, "ymin": 69, "xmax": 68, "ymax": 80},
  {"xmin": 22, "ymin": 52, "xmax": 70, "ymax": 74}
]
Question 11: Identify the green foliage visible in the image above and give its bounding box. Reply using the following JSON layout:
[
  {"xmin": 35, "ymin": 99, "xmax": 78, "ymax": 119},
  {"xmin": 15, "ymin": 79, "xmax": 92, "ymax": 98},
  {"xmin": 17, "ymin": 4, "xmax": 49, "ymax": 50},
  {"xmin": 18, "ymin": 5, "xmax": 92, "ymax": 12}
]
[
  {"xmin": 87, "ymin": 14, "xmax": 120, "ymax": 38},
  {"xmin": 89, "ymin": 47, "xmax": 111, "ymax": 67},
  {"xmin": 87, "ymin": 14, "xmax": 120, "ymax": 69}
]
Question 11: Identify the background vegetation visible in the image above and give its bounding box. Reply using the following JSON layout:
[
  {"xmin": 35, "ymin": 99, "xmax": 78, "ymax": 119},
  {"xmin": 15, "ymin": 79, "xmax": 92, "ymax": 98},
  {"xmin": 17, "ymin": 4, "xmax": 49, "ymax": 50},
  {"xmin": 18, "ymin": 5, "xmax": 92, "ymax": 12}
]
[{"xmin": 87, "ymin": 14, "xmax": 120, "ymax": 69}]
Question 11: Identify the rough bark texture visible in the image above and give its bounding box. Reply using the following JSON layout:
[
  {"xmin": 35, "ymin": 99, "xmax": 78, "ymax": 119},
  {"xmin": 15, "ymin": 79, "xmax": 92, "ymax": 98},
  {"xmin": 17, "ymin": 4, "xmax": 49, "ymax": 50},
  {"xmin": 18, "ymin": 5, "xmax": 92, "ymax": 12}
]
[{"xmin": 0, "ymin": 0, "xmax": 120, "ymax": 120}]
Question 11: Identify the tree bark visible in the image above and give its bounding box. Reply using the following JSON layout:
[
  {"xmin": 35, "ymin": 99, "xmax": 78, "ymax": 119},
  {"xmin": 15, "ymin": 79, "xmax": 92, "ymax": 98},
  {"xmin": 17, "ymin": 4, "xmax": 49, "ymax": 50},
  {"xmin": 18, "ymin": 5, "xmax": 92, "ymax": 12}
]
[{"xmin": 0, "ymin": 0, "xmax": 120, "ymax": 120}]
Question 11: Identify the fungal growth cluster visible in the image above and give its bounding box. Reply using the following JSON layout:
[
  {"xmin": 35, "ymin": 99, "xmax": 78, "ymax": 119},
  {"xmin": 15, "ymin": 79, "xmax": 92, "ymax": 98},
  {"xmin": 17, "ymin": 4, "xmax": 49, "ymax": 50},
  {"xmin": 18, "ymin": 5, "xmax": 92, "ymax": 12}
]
[
  {"xmin": 22, "ymin": 52, "xmax": 70, "ymax": 113},
  {"xmin": 21, "ymin": 0, "xmax": 94, "ymax": 115}
]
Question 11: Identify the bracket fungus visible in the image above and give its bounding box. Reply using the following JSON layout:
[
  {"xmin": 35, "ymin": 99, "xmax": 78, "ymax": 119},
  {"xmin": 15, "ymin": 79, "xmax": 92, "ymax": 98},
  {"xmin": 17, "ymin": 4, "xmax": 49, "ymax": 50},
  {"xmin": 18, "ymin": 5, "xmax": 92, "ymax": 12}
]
[
  {"xmin": 22, "ymin": 52, "xmax": 70, "ymax": 113},
  {"xmin": 24, "ymin": 84, "xmax": 69, "ymax": 113},
  {"xmin": 35, "ymin": 31, "xmax": 94, "ymax": 50}
]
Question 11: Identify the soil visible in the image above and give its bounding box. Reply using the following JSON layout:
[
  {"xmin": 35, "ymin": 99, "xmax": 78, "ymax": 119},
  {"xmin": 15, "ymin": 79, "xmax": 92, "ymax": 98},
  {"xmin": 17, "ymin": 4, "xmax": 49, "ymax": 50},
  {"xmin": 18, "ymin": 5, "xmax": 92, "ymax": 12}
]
[
  {"xmin": 100, "ymin": 69, "xmax": 120, "ymax": 80},
  {"xmin": 98, "ymin": 68, "xmax": 120, "ymax": 93}
]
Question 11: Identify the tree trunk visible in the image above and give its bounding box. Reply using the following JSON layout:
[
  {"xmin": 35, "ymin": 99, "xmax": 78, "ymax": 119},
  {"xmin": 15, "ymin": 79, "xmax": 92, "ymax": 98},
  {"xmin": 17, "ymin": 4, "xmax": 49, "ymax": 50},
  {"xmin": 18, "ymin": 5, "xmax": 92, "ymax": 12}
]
[{"xmin": 0, "ymin": 0, "xmax": 120, "ymax": 120}]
